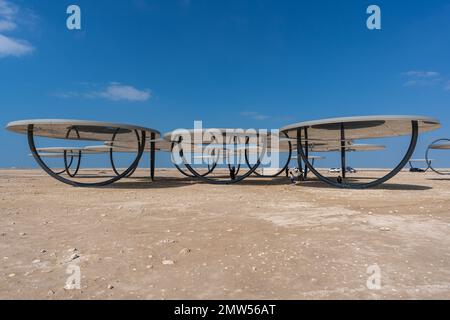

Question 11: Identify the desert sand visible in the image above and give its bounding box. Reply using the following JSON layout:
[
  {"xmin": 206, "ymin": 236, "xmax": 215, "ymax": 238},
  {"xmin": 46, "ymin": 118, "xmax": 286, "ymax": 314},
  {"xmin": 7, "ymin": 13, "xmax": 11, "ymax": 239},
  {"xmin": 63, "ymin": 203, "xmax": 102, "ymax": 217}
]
[{"xmin": 1, "ymin": 168, "xmax": 450, "ymax": 299}]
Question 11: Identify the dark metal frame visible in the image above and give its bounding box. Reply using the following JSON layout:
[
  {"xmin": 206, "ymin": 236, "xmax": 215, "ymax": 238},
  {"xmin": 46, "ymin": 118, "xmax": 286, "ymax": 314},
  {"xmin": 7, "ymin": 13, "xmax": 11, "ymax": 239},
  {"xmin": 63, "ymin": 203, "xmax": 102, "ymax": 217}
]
[
  {"xmin": 174, "ymin": 134, "xmax": 266, "ymax": 185},
  {"xmin": 63, "ymin": 150, "xmax": 82, "ymax": 177},
  {"xmin": 408, "ymin": 160, "xmax": 430, "ymax": 172},
  {"xmin": 171, "ymin": 141, "xmax": 218, "ymax": 178},
  {"xmin": 109, "ymin": 128, "xmax": 141, "ymax": 178},
  {"xmin": 27, "ymin": 124, "xmax": 147, "ymax": 187},
  {"xmin": 63, "ymin": 127, "xmax": 82, "ymax": 178},
  {"xmin": 150, "ymin": 132, "xmax": 156, "ymax": 181},
  {"xmin": 50, "ymin": 154, "xmax": 75, "ymax": 175},
  {"xmin": 426, "ymin": 138, "xmax": 450, "ymax": 175},
  {"xmin": 295, "ymin": 120, "xmax": 419, "ymax": 189},
  {"xmin": 243, "ymin": 132, "xmax": 292, "ymax": 178}
]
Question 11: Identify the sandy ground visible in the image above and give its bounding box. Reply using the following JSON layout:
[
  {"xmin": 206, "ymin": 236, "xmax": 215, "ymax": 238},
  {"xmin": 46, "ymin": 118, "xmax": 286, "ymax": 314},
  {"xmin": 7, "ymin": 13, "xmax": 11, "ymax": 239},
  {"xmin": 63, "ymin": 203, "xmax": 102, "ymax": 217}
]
[{"xmin": 1, "ymin": 168, "xmax": 450, "ymax": 300}]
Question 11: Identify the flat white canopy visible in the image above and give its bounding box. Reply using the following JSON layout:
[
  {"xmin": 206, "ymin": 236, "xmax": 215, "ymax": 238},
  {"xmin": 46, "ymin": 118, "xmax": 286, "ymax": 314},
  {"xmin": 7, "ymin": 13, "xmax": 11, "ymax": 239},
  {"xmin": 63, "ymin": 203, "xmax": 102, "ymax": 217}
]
[
  {"xmin": 409, "ymin": 159, "xmax": 434, "ymax": 162},
  {"xmin": 164, "ymin": 128, "xmax": 271, "ymax": 143},
  {"xmin": 6, "ymin": 119, "xmax": 160, "ymax": 142},
  {"xmin": 36, "ymin": 145, "xmax": 143, "ymax": 154},
  {"xmin": 37, "ymin": 147, "xmax": 87, "ymax": 153},
  {"xmin": 280, "ymin": 115, "xmax": 440, "ymax": 141},
  {"xmin": 291, "ymin": 156, "xmax": 325, "ymax": 160},
  {"xmin": 29, "ymin": 153, "xmax": 80, "ymax": 158},
  {"xmin": 103, "ymin": 138, "xmax": 172, "ymax": 152},
  {"xmin": 430, "ymin": 142, "xmax": 450, "ymax": 150},
  {"xmin": 311, "ymin": 144, "xmax": 386, "ymax": 152},
  {"xmin": 83, "ymin": 145, "xmax": 139, "ymax": 153}
]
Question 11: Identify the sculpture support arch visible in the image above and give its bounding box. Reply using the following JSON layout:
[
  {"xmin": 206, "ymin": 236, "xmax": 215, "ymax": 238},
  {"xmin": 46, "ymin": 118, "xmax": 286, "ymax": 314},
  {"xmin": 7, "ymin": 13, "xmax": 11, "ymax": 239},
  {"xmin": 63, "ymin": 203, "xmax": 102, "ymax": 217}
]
[
  {"xmin": 27, "ymin": 124, "xmax": 147, "ymax": 187},
  {"xmin": 426, "ymin": 138, "xmax": 450, "ymax": 175},
  {"xmin": 296, "ymin": 120, "xmax": 419, "ymax": 189}
]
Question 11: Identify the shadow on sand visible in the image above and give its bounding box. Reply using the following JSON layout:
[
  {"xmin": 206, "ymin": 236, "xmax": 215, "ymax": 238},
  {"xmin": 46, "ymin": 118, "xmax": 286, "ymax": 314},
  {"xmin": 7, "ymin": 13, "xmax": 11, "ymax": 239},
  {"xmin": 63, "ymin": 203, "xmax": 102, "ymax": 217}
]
[
  {"xmin": 105, "ymin": 176, "xmax": 196, "ymax": 189},
  {"xmin": 65, "ymin": 172, "xmax": 433, "ymax": 191},
  {"xmin": 294, "ymin": 178, "xmax": 432, "ymax": 191}
]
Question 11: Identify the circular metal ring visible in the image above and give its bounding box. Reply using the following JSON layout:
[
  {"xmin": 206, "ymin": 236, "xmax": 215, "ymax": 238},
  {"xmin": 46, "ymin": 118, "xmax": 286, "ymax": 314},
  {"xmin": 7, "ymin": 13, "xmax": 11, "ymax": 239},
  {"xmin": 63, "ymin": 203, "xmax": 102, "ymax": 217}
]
[
  {"xmin": 27, "ymin": 124, "xmax": 146, "ymax": 187},
  {"xmin": 63, "ymin": 127, "xmax": 82, "ymax": 178},
  {"xmin": 244, "ymin": 132, "xmax": 292, "ymax": 178},
  {"xmin": 426, "ymin": 138, "xmax": 450, "ymax": 175},
  {"xmin": 177, "ymin": 135, "xmax": 266, "ymax": 185},
  {"xmin": 170, "ymin": 140, "xmax": 218, "ymax": 178},
  {"xmin": 296, "ymin": 120, "xmax": 419, "ymax": 189},
  {"xmin": 109, "ymin": 128, "xmax": 141, "ymax": 178}
]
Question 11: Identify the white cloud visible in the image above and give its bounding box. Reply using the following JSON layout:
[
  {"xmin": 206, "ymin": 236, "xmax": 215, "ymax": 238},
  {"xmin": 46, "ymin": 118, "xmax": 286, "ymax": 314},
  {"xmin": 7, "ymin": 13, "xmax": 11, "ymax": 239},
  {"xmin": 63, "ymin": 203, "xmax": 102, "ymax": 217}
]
[
  {"xmin": 0, "ymin": 0, "xmax": 18, "ymax": 20},
  {"xmin": 0, "ymin": 19, "xmax": 16, "ymax": 31},
  {"xmin": 402, "ymin": 71, "xmax": 440, "ymax": 78},
  {"xmin": 53, "ymin": 83, "xmax": 152, "ymax": 102},
  {"xmin": 0, "ymin": 0, "xmax": 34, "ymax": 58},
  {"xmin": 241, "ymin": 111, "xmax": 269, "ymax": 121},
  {"xmin": 0, "ymin": 34, "xmax": 33, "ymax": 57},
  {"xmin": 50, "ymin": 91, "xmax": 81, "ymax": 99},
  {"xmin": 402, "ymin": 70, "xmax": 443, "ymax": 88},
  {"xmin": 96, "ymin": 83, "xmax": 151, "ymax": 101}
]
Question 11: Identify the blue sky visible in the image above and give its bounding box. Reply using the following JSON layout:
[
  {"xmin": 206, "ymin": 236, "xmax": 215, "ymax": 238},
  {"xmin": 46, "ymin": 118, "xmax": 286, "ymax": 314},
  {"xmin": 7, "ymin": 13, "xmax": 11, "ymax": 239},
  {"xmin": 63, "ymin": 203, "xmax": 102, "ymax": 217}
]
[{"xmin": 1, "ymin": 0, "xmax": 450, "ymax": 169}]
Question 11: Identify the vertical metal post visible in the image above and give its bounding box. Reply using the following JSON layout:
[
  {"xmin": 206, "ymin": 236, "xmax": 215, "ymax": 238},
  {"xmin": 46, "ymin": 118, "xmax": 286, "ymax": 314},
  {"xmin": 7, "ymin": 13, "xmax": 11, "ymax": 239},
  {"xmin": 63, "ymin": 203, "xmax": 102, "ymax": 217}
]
[
  {"xmin": 304, "ymin": 127, "xmax": 309, "ymax": 180},
  {"xmin": 150, "ymin": 132, "xmax": 156, "ymax": 181},
  {"xmin": 340, "ymin": 123, "xmax": 346, "ymax": 179},
  {"xmin": 296, "ymin": 128, "xmax": 302, "ymax": 181}
]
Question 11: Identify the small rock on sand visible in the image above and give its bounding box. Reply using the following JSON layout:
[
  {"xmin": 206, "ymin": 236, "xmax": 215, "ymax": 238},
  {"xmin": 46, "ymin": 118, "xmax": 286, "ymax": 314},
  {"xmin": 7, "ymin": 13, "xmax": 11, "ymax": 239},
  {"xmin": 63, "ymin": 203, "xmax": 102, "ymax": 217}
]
[
  {"xmin": 68, "ymin": 253, "xmax": 80, "ymax": 262},
  {"xmin": 162, "ymin": 260, "xmax": 175, "ymax": 265},
  {"xmin": 380, "ymin": 227, "xmax": 391, "ymax": 231},
  {"xmin": 179, "ymin": 248, "xmax": 191, "ymax": 255}
]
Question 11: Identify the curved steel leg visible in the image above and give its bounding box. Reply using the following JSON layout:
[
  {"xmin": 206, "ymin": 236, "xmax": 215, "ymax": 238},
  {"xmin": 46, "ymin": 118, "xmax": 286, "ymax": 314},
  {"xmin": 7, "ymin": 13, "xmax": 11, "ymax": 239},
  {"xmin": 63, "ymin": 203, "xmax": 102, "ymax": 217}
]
[
  {"xmin": 426, "ymin": 138, "xmax": 450, "ymax": 175},
  {"xmin": 173, "ymin": 162, "xmax": 196, "ymax": 177},
  {"xmin": 49, "ymin": 127, "xmax": 78, "ymax": 176},
  {"xmin": 53, "ymin": 155, "xmax": 74, "ymax": 175},
  {"xmin": 63, "ymin": 127, "xmax": 82, "ymax": 178},
  {"xmin": 170, "ymin": 141, "xmax": 218, "ymax": 178},
  {"xmin": 64, "ymin": 150, "xmax": 82, "ymax": 178},
  {"xmin": 109, "ymin": 129, "xmax": 140, "ymax": 178},
  {"xmin": 303, "ymin": 128, "xmax": 309, "ymax": 180},
  {"xmin": 340, "ymin": 123, "xmax": 346, "ymax": 181},
  {"xmin": 297, "ymin": 121, "xmax": 419, "ymax": 189},
  {"xmin": 244, "ymin": 132, "xmax": 292, "ymax": 178},
  {"xmin": 180, "ymin": 135, "xmax": 265, "ymax": 185},
  {"xmin": 150, "ymin": 132, "xmax": 156, "ymax": 181},
  {"xmin": 28, "ymin": 124, "xmax": 146, "ymax": 187},
  {"xmin": 227, "ymin": 164, "xmax": 241, "ymax": 180}
]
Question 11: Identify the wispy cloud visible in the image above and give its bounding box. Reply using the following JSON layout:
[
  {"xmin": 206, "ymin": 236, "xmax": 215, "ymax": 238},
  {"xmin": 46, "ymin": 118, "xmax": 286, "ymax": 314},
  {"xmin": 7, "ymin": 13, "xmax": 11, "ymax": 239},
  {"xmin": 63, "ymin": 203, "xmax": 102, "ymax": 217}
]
[
  {"xmin": 0, "ymin": 19, "xmax": 15, "ymax": 31},
  {"xmin": 0, "ymin": 0, "xmax": 34, "ymax": 58},
  {"xmin": 402, "ymin": 70, "xmax": 442, "ymax": 88},
  {"xmin": 240, "ymin": 111, "xmax": 270, "ymax": 121},
  {"xmin": 0, "ymin": 34, "xmax": 33, "ymax": 57},
  {"xmin": 96, "ymin": 83, "xmax": 151, "ymax": 101},
  {"xmin": 52, "ymin": 83, "xmax": 152, "ymax": 102},
  {"xmin": 402, "ymin": 71, "xmax": 440, "ymax": 78}
]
